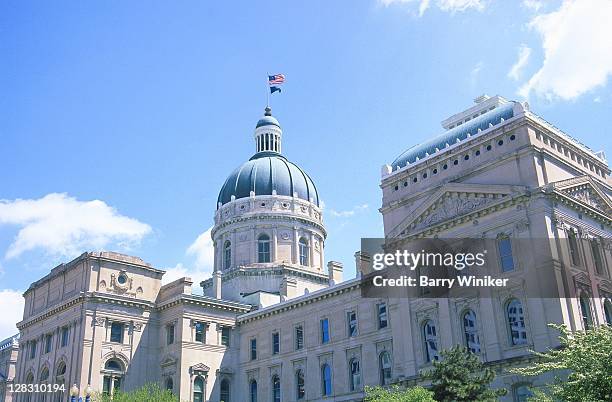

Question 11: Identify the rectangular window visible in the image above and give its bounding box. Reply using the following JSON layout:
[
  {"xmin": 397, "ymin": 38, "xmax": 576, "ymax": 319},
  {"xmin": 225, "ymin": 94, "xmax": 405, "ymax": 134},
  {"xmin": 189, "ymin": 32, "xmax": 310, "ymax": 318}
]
[
  {"xmin": 44, "ymin": 334, "xmax": 52, "ymax": 354},
  {"xmin": 272, "ymin": 331, "xmax": 280, "ymax": 354},
  {"xmin": 195, "ymin": 322, "xmax": 206, "ymax": 343},
  {"xmin": 110, "ymin": 322, "xmax": 124, "ymax": 343},
  {"xmin": 250, "ymin": 338, "xmax": 257, "ymax": 360},
  {"xmin": 166, "ymin": 324, "xmax": 175, "ymax": 345},
  {"xmin": 320, "ymin": 318, "xmax": 330, "ymax": 344},
  {"xmin": 347, "ymin": 311, "xmax": 358, "ymax": 337},
  {"xmin": 221, "ymin": 327, "xmax": 231, "ymax": 347},
  {"xmin": 377, "ymin": 303, "xmax": 388, "ymax": 329},
  {"xmin": 29, "ymin": 341, "xmax": 37, "ymax": 359},
  {"xmin": 591, "ymin": 239, "xmax": 604, "ymax": 275},
  {"xmin": 61, "ymin": 327, "xmax": 69, "ymax": 347},
  {"xmin": 295, "ymin": 325, "xmax": 304, "ymax": 350},
  {"xmin": 568, "ymin": 230, "xmax": 581, "ymax": 266},
  {"xmin": 498, "ymin": 237, "xmax": 515, "ymax": 272}
]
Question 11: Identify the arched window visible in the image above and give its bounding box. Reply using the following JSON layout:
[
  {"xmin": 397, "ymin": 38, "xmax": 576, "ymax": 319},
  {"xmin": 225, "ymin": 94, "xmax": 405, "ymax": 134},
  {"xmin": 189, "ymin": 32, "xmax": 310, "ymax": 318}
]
[
  {"xmin": 580, "ymin": 295, "xmax": 593, "ymax": 329},
  {"xmin": 103, "ymin": 359, "xmax": 124, "ymax": 396},
  {"xmin": 224, "ymin": 240, "xmax": 231, "ymax": 270},
  {"xmin": 24, "ymin": 372, "xmax": 34, "ymax": 402},
  {"xmin": 463, "ymin": 310, "xmax": 481, "ymax": 354},
  {"xmin": 296, "ymin": 369, "xmax": 305, "ymax": 400},
  {"xmin": 423, "ymin": 320, "xmax": 439, "ymax": 362},
  {"xmin": 220, "ymin": 378, "xmax": 230, "ymax": 402},
  {"xmin": 55, "ymin": 362, "xmax": 66, "ymax": 402},
  {"xmin": 250, "ymin": 380, "xmax": 257, "ymax": 402},
  {"xmin": 272, "ymin": 375, "xmax": 281, "ymax": 402},
  {"xmin": 299, "ymin": 237, "xmax": 309, "ymax": 266},
  {"xmin": 321, "ymin": 364, "xmax": 332, "ymax": 396},
  {"xmin": 604, "ymin": 300, "xmax": 612, "ymax": 325},
  {"xmin": 258, "ymin": 234, "xmax": 271, "ymax": 263},
  {"xmin": 506, "ymin": 299, "xmax": 527, "ymax": 345},
  {"xmin": 165, "ymin": 377, "xmax": 173, "ymax": 391},
  {"xmin": 193, "ymin": 376, "xmax": 205, "ymax": 402},
  {"xmin": 379, "ymin": 351, "xmax": 392, "ymax": 385},
  {"xmin": 349, "ymin": 358, "xmax": 361, "ymax": 391}
]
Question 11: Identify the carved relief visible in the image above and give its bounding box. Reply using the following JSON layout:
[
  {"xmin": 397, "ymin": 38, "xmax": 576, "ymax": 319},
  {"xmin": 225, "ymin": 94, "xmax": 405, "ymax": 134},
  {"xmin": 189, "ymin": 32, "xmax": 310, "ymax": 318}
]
[{"xmin": 414, "ymin": 194, "xmax": 497, "ymax": 231}]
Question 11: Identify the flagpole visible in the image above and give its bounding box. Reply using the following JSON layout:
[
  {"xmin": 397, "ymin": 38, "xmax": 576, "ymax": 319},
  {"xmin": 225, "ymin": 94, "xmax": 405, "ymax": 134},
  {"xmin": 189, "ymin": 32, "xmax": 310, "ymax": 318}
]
[{"xmin": 266, "ymin": 72, "xmax": 270, "ymax": 108}]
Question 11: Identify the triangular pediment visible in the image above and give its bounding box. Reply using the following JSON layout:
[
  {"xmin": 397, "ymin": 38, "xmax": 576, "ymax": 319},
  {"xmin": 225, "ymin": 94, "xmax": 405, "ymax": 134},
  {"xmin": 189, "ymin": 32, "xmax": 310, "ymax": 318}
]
[
  {"xmin": 546, "ymin": 176, "xmax": 612, "ymax": 216},
  {"xmin": 191, "ymin": 363, "xmax": 210, "ymax": 372},
  {"xmin": 388, "ymin": 183, "xmax": 526, "ymax": 238}
]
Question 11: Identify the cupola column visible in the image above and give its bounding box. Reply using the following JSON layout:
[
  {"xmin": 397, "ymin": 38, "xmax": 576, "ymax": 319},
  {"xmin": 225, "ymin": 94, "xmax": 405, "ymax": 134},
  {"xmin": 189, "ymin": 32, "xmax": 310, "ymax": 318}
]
[{"xmin": 254, "ymin": 106, "xmax": 282, "ymax": 153}]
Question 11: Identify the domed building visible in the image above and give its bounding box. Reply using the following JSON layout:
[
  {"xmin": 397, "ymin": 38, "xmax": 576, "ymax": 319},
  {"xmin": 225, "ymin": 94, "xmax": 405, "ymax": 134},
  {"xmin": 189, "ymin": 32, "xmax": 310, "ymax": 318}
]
[{"xmin": 202, "ymin": 107, "xmax": 342, "ymax": 306}]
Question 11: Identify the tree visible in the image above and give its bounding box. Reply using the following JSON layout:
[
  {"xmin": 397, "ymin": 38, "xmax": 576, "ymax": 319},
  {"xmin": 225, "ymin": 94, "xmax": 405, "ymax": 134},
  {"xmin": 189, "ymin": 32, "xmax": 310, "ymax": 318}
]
[
  {"xmin": 364, "ymin": 385, "xmax": 436, "ymax": 402},
  {"xmin": 511, "ymin": 324, "xmax": 612, "ymax": 402},
  {"xmin": 92, "ymin": 383, "xmax": 178, "ymax": 402},
  {"xmin": 428, "ymin": 346, "xmax": 506, "ymax": 402}
]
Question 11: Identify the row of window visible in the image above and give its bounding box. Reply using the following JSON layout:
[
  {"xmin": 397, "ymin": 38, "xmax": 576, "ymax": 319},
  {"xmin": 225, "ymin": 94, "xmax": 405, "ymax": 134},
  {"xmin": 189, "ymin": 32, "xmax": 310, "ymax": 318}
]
[
  {"xmin": 250, "ymin": 303, "xmax": 388, "ymax": 360},
  {"xmin": 27, "ymin": 327, "xmax": 70, "ymax": 360},
  {"xmin": 163, "ymin": 322, "xmax": 231, "ymax": 347},
  {"xmin": 567, "ymin": 230, "xmax": 608, "ymax": 277},
  {"xmin": 247, "ymin": 351, "xmax": 392, "ymax": 402},
  {"xmin": 392, "ymin": 134, "xmax": 517, "ymax": 191},
  {"xmin": 223, "ymin": 235, "xmax": 312, "ymax": 268}
]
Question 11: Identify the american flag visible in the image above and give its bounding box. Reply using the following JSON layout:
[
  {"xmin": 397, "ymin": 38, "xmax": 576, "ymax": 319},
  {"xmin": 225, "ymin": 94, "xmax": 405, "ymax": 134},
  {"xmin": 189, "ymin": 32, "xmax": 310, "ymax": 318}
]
[{"xmin": 268, "ymin": 74, "xmax": 285, "ymax": 85}]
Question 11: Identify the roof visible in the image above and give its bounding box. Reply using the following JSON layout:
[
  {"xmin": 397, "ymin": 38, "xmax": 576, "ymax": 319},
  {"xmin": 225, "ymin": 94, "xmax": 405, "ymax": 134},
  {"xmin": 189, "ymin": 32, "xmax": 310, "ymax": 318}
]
[
  {"xmin": 217, "ymin": 152, "xmax": 320, "ymax": 207},
  {"xmin": 391, "ymin": 102, "xmax": 515, "ymax": 170}
]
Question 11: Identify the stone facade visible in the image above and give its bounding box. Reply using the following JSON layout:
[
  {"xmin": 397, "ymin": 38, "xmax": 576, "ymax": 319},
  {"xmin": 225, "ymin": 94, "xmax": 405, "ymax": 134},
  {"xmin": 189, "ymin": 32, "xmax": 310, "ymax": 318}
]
[{"xmin": 4, "ymin": 96, "xmax": 611, "ymax": 402}]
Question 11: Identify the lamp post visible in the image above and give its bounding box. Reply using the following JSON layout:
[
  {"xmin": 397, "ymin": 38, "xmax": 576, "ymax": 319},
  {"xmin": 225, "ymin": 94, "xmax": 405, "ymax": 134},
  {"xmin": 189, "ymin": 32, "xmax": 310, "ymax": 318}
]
[{"xmin": 70, "ymin": 384, "xmax": 79, "ymax": 402}]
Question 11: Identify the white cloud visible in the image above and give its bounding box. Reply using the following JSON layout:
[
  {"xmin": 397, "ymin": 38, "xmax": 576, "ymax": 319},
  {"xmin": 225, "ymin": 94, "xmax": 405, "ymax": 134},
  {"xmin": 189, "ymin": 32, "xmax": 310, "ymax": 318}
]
[
  {"xmin": 522, "ymin": 0, "xmax": 543, "ymax": 12},
  {"xmin": 508, "ymin": 44, "xmax": 532, "ymax": 81},
  {"xmin": 162, "ymin": 227, "xmax": 215, "ymax": 286},
  {"xmin": 519, "ymin": 0, "xmax": 612, "ymax": 100},
  {"xmin": 470, "ymin": 61, "xmax": 484, "ymax": 83},
  {"xmin": 0, "ymin": 193, "xmax": 152, "ymax": 259},
  {"xmin": 328, "ymin": 204, "xmax": 369, "ymax": 218},
  {"xmin": 0, "ymin": 289, "xmax": 23, "ymax": 340},
  {"xmin": 186, "ymin": 227, "xmax": 215, "ymax": 270},
  {"xmin": 378, "ymin": 0, "xmax": 485, "ymax": 15},
  {"xmin": 593, "ymin": 96, "xmax": 602, "ymax": 103}
]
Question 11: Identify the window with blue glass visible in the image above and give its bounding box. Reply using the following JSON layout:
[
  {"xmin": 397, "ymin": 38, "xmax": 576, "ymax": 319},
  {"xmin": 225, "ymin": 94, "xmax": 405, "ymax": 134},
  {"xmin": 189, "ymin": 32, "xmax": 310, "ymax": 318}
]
[
  {"xmin": 321, "ymin": 364, "xmax": 332, "ymax": 396},
  {"xmin": 320, "ymin": 318, "xmax": 330, "ymax": 344},
  {"xmin": 498, "ymin": 236, "xmax": 515, "ymax": 272}
]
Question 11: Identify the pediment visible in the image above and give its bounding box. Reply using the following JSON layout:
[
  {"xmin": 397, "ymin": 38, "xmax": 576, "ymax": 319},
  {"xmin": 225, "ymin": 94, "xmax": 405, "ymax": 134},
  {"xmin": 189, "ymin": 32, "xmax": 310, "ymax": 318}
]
[
  {"xmin": 190, "ymin": 363, "xmax": 210, "ymax": 373},
  {"xmin": 546, "ymin": 176, "xmax": 612, "ymax": 216},
  {"xmin": 388, "ymin": 183, "xmax": 526, "ymax": 238},
  {"xmin": 160, "ymin": 354, "xmax": 178, "ymax": 367}
]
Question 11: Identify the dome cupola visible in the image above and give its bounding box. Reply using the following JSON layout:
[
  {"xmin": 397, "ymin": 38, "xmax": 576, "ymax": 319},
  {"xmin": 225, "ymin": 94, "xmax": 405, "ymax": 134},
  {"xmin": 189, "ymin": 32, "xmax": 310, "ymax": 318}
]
[{"xmin": 217, "ymin": 107, "xmax": 320, "ymax": 207}]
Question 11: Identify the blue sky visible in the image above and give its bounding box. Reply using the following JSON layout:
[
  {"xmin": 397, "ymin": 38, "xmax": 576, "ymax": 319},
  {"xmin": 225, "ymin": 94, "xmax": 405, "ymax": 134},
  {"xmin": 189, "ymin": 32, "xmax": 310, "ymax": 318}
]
[{"xmin": 1, "ymin": 0, "xmax": 611, "ymax": 338}]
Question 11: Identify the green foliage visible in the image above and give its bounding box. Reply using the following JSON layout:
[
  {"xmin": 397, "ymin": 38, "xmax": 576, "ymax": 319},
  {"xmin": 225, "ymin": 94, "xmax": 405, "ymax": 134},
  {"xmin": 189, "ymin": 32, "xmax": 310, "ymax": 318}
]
[
  {"xmin": 427, "ymin": 346, "xmax": 507, "ymax": 402},
  {"xmin": 511, "ymin": 324, "xmax": 612, "ymax": 402},
  {"xmin": 92, "ymin": 383, "xmax": 178, "ymax": 402},
  {"xmin": 364, "ymin": 385, "xmax": 436, "ymax": 402}
]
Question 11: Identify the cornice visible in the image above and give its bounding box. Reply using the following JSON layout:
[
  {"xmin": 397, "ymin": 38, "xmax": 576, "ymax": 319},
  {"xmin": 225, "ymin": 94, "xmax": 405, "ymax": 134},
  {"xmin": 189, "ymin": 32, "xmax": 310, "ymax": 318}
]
[
  {"xmin": 211, "ymin": 213, "xmax": 327, "ymax": 239},
  {"xmin": 237, "ymin": 279, "xmax": 361, "ymax": 324}
]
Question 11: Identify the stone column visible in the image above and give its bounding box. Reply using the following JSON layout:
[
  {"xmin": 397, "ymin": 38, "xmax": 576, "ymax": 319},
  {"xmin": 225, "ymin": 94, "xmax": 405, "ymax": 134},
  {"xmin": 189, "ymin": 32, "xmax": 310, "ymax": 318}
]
[{"xmin": 292, "ymin": 226, "xmax": 299, "ymax": 264}]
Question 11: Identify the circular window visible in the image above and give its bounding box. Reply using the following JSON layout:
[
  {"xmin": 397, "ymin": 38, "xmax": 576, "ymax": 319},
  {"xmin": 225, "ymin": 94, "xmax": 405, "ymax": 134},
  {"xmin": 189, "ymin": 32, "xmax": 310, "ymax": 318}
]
[
  {"xmin": 464, "ymin": 155, "xmax": 470, "ymax": 160},
  {"xmin": 498, "ymin": 140, "xmax": 504, "ymax": 146},
  {"xmin": 433, "ymin": 168, "xmax": 438, "ymax": 174},
  {"xmin": 453, "ymin": 160, "xmax": 459, "ymax": 165},
  {"xmin": 394, "ymin": 185, "xmax": 399, "ymax": 191},
  {"xmin": 475, "ymin": 150, "xmax": 480, "ymax": 156},
  {"xmin": 422, "ymin": 173, "xmax": 427, "ymax": 179},
  {"xmin": 443, "ymin": 164, "xmax": 448, "ymax": 170},
  {"xmin": 486, "ymin": 145, "xmax": 492, "ymax": 151},
  {"xmin": 403, "ymin": 181, "xmax": 408, "ymax": 187},
  {"xmin": 117, "ymin": 274, "xmax": 127, "ymax": 285},
  {"xmin": 260, "ymin": 202, "xmax": 266, "ymax": 207},
  {"xmin": 510, "ymin": 134, "xmax": 516, "ymax": 141},
  {"xmin": 413, "ymin": 177, "xmax": 417, "ymax": 183}
]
